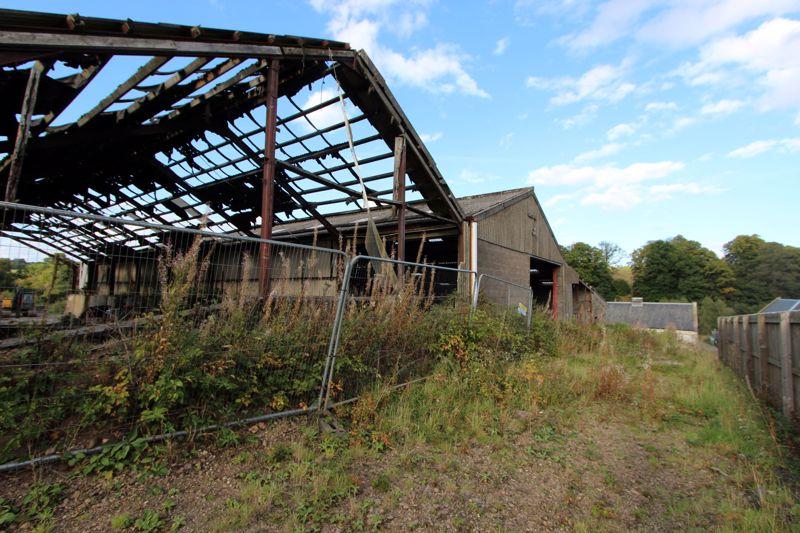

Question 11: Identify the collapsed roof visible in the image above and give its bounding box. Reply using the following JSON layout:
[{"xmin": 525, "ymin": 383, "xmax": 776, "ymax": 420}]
[{"xmin": 0, "ymin": 8, "xmax": 462, "ymax": 261}]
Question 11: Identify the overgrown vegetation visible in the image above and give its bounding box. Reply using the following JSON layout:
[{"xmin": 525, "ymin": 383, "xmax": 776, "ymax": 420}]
[
  {"xmin": 207, "ymin": 323, "xmax": 799, "ymax": 531},
  {"xmin": 0, "ymin": 236, "xmax": 493, "ymax": 464},
  {"xmin": 2, "ymin": 300, "xmax": 798, "ymax": 530}
]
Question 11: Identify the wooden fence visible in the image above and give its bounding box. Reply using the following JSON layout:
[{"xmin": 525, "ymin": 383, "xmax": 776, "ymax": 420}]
[{"xmin": 717, "ymin": 311, "xmax": 799, "ymax": 418}]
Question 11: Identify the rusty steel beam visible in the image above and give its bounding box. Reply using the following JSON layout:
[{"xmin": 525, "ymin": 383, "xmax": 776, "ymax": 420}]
[
  {"xmin": 259, "ymin": 58, "xmax": 280, "ymax": 298},
  {"xmin": 5, "ymin": 60, "xmax": 44, "ymax": 201}
]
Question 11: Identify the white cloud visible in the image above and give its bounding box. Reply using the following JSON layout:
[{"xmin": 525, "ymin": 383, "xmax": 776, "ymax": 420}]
[
  {"xmin": 606, "ymin": 123, "xmax": 636, "ymax": 140},
  {"xmin": 638, "ymin": 0, "xmax": 800, "ymax": 47},
  {"xmin": 458, "ymin": 169, "xmax": 497, "ymax": 184},
  {"xmin": 701, "ymin": 99, "xmax": 745, "ymax": 116},
  {"xmin": 562, "ymin": 0, "xmax": 654, "ymax": 49},
  {"xmin": 419, "ymin": 131, "xmax": 443, "ymax": 143},
  {"xmin": 494, "ymin": 37, "xmax": 510, "ymax": 55},
  {"xmin": 310, "ymin": 1, "xmax": 489, "ymax": 98},
  {"xmin": 648, "ymin": 182, "xmax": 721, "ymax": 200},
  {"xmin": 499, "ymin": 132, "xmax": 515, "ymax": 150},
  {"xmin": 527, "ymin": 60, "xmax": 635, "ymax": 106},
  {"xmin": 528, "ymin": 160, "xmax": 688, "ymax": 210},
  {"xmin": 684, "ymin": 18, "xmax": 800, "ymax": 112},
  {"xmin": 727, "ymin": 137, "xmax": 800, "ymax": 157},
  {"xmin": 300, "ymin": 88, "xmax": 354, "ymax": 130},
  {"xmin": 558, "ymin": 104, "xmax": 599, "ymax": 129},
  {"xmin": 529, "ymin": 160, "xmax": 683, "ymax": 187},
  {"xmin": 670, "ymin": 116, "xmax": 696, "ymax": 132},
  {"xmin": 574, "ymin": 142, "xmax": 624, "ymax": 163},
  {"xmin": 563, "ymin": 0, "xmax": 800, "ymax": 50},
  {"xmin": 543, "ymin": 192, "xmax": 578, "ymax": 207},
  {"xmin": 645, "ymin": 101, "xmax": 678, "ymax": 112}
]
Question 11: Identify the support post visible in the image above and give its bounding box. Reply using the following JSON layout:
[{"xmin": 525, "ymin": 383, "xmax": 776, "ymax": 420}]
[
  {"xmin": 259, "ymin": 58, "xmax": 280, "ymax": 298},
  {"xmin": 468, "ymin": 218, "xmax": 478, "ymax": 301},
  {"xmin": 741, "ymin": 315, "xmax": 750, "ymax": 381},
  {"xmin": 758, "ymin": 313, "xmax": 769, "ymax": 397},
  {"xmin": 552, "ymin": 267, "xmax": 559, "ymax": 321},
  {"xmin": 392, "ymin": 136, "xmax": 406, "ymax": 276},
  {"xmin": 779, "ymin": 312, "xmax": 794, "ymax": 417},
  {"xmin": 732, "ymin": 317, "xmax": 740, "ymax": 376},
  {"xmin": 5, "ymin": 60, "xmax": 44, "ymax": 201}
]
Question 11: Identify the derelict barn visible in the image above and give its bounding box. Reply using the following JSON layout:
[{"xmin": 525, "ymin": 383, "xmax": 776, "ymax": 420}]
[{"xmin": 0, "ymin": 9, "xmax": 604, "ymax": 322}]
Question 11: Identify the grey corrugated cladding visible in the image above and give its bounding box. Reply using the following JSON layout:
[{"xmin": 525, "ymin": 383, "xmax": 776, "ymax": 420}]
[
  {"xmin": 759, "ymin": 298, "xmax": 800, "ymax": 313},
  {"xmin": 606, "ymin": 302, "xmax": 696, "ymax": 331}
]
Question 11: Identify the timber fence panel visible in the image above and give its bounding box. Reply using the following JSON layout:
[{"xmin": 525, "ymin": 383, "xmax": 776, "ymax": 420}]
[
  {"xmin": 0, "ymin": 201, "xmax": 347, "ymax": 470},
  {"xmin": 717, "ymin": 311, "xmax": 800, "ymax": 419}
]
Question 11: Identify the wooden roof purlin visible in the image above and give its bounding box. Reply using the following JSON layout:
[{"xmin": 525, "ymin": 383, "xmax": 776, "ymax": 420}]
[{"xmin": 0, "ymin": 8, "xmax": 463, "ymax": 257}]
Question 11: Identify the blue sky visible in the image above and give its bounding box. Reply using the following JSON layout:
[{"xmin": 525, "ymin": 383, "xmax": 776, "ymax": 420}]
[{"xmin": 6, "ymin": 0, "xmax": 800, "ymax": 258}]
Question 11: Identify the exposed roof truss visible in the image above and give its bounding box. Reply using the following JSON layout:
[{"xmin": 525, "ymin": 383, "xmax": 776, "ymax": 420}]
[{"xmin": 0, "ymin": 8, "xmax": 463, "ymax": 258}]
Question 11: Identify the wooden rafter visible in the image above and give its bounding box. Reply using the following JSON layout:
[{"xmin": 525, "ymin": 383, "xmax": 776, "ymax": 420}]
[
  {"xmin": 76, "ymin": 55, "xmax": 169, "ymax": 128},
  {"xmin": 214, "ymin": 124, "xmax": 340, "ymax": 241},
  {"xmin": 4, "ymin": 60, "xmax": 44, "ymax": 201}
]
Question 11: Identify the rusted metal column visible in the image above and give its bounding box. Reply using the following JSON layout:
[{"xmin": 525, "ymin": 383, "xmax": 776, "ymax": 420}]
[
  {"xmin": 259, "ymin": 58, "xmax": 280, "ymax": 297},
  {"xmin": 392, "ymin": 136, "xmax": 407, "ymax": 277},
  {"xmin": 5, "ymin": 60, "xmax": 44, "ymax": 201},
  {"xmin": 552, "ymin": 267, "xmax": 559, "ymax": 320}
]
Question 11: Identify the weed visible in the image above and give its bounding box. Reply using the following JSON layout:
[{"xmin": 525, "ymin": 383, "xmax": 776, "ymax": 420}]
[
  {"xmin": 110, "ymin": 512, "xmax": 133, "ymax": 530},
  {"xmin": 134, "ymin": 509, "xmax": 164, "ymax": 532},
  {"xmin": 215, "ymin": 428, "xmax": 240, "ymax": 448},
  {"xmin": 268, "ymin": 442, "xmax": 293, "ymax": 463},
  {"xmin": 371, "ymin": 472, "xmax": 392, "ymax": 493}
]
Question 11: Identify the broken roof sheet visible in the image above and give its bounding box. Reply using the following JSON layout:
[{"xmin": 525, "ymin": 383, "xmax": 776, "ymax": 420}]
[{"xmin": 0, "ymin": 8, "xmax": 462, "ymax": 260}]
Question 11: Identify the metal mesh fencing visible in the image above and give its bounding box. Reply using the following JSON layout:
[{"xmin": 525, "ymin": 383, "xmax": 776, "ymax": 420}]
[
  {"xmin": 472, "ymin": 273, "xmax": 534, "ymax": 330},
  {"xmin": 0, "ymin": 202, "xmax": 346, "ymax": 465},
  {"xmin": 0, "ymin": 202, "xmax": 551, "ymax": 470},
  {"xmin": 321, "ymin": 256, "xmax": 474, "ymax": 409}
]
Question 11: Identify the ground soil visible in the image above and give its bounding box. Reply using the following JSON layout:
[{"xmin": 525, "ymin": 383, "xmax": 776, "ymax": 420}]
[{"xmin": 0, "ymin": 409, "xmax": 738, "ymax": 532}]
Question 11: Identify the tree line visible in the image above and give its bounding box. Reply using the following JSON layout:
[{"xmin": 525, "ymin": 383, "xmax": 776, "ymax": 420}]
[{"xmin": 561, "ymin": 235, "xmax": 800, "ymax": 333}]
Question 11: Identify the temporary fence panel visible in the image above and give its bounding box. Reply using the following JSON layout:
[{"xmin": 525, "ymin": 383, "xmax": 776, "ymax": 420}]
[
  {"xmin": 472, "ymin": 273, "xmax": 534, "ymax": 330},
  {"xmin": 0, "ymin": 202, "xmax": 346, "ymax": 467},
  {"xmin": 320, "ymin": 255, "xmax": 475, "ymax": 409},
  {"xmin": 0, "ymin": 202, "xmax": 548, "ymax": 471}
]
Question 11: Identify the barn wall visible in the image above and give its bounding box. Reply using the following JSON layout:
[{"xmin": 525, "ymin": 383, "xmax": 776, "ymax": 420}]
[
  {"xmin": 476, "ymin": 239, "xmax": 529, "ymax": 306},
  {"xmin": 476, "ymin": 196, "xmax": 563, "ymax": 264},
  {"xmin": 473, "ymin": 194, "xmax": 606, "ymax": 323}
]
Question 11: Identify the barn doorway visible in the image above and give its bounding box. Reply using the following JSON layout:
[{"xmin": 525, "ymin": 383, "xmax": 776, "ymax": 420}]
[{"xmin": 530, "ymin": 257, "xmax": 560, "ymax": 314}]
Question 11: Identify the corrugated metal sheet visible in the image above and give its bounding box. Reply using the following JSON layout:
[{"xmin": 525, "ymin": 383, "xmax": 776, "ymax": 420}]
[{"xmin": 606, "ymin": 301, "xmax": 696, "ymax": 331}]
